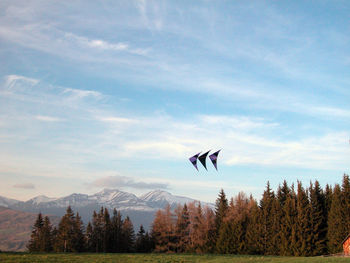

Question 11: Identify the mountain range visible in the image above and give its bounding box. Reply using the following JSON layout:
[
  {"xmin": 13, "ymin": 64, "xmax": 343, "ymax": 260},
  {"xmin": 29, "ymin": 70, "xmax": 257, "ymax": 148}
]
[{"xmin": 0, "ymin": 189, "xmax": 214, "ymax": 231}]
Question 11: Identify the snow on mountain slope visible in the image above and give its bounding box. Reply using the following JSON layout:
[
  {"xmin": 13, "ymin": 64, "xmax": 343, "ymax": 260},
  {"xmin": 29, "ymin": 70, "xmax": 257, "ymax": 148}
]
[
  {"xmin": 0, "ymin": 195, "xmax": 20, "ymax": 207},
  {"xmin": 90, "ymin": 189, "xmax": 154, "ymax": 211},
  {"xmin": 28, "ymin": 195, "xmax": 57, "ymax": 205},
  {"xmin": 5, "ymin": 189, "xmax": 213, "ymax": 213},
  {"xmin": 140, "ymin": 190, "xmax": 214, "ymax": 209}
]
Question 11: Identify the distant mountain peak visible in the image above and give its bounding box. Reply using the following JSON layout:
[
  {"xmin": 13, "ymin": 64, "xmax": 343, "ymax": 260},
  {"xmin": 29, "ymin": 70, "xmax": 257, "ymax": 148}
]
[{"xmin": 29, "ymin": 195, "xmax": 57, "ymax": 205}]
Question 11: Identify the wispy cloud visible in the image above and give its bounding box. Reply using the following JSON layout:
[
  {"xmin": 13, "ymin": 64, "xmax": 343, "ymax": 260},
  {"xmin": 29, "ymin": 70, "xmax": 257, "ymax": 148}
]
[
  {"xmin": 4, "ymin": 75, "xmax": 39, "ymax": 88},
  {"xmin": 13, "ymin": 183, "xmax": 35, "ymax": 189},
  {"xmin": 63, "ymin": 88, "xmax": 102, "ymax": 99},
  {"xmin": 64, "ymin": 32, "xmax": 149, "ymax": 55},
  {"xmin": 97, "ymin": 116, "xmax": 138, "ymax": 124},
  {"xmin": 35, "ymin": 115, "xmax": 63, "ymax": 122},
  {"xmin": 1, "ymin": 74, "xmax": 348, "ymax": 171},
  {"xmin": 89, "ymin": 175, "xmax": 169, "ymax": 190}
]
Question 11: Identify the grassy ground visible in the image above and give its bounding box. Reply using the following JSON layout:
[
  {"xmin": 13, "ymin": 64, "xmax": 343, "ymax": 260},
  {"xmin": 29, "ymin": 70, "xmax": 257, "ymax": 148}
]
[{"xmin": 1, "ymin": 253, "xmax": 350, "ymax": 263}]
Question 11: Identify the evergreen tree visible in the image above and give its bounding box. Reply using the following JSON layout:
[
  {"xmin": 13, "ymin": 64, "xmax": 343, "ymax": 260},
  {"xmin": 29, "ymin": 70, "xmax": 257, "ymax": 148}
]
[
  {"xmin": 294, "ymin": 181, "xmax": 311, "ymax": 256},
  {"xmin": 202, "ymin": 206, "xmax": 216, "ymax": 253},
  {"xmin": 121, "ymin": 216, "xmax": 135, "ymax": 252},
  {"xmin": 341, "ymin": 174, "xmax": 350, "ymax": 231},
  {"xmin": 324, "ymin": 184, "xmax": 333, "ymax": 219},
  {"xmin": 214, "ymin": 189, "xmax": 228, "ymax": 250},
  {"xmin": 102, "ymin": 208, "xmax": 112, "ymax": 252},
  {"xmin": 144, "ymin": 231, "xmax": 154, "ymax": 252},
  {"xmin": 216, "ymin": 192, "xmax": 250, "ymax": 254},
  {"xmin": 216, "ymin": 221, "xmax": 234, "ymax": 254},
  {"xmin": 54, "ymin": 206, "xmax": 76, "ymax": 252},
  {"xmin": 279, "ymin": 194, "xmax": 297, "ymax": 255},
  {"xmin": 86, "ymin": 222, "xmax": 93, "ymax": 252},
  {"xmin": 72, "ymin": 213, "xmax": 85, "ymax": 252},
  {"xmin": 327, "ymin": 184, "xmax": 346, "ymax": 253},
  {"xmin": 245, "ymin": 197, "xmax": 261, "ymax": 254},
  {"xmin": 91, "ymin": 209, "xmax": 103, "ymax": 252},
  {"xmin": 175, "ymin": 204, "xmax": 190, "ymax": 252},
  {"xmin": 111, "ymin": 209, "xmax": 123, "ymax": 252},
  {"xmin": 42, "ymin": 216, "xmax": 53, "ymax": 252},
  {"xmin": 259, "ymin": 182, "xmax": 279, "ymax": 255},
  {"xmin": 309, "ymin": 181, "xmax": 327, "ymax": 256},
  {"xmin": 136, "ymin": 225, "xmax": 151, "ymax": 252},
  {"xmin": 27, "ymin": 213, "xmax": 44, "ymax": 252},
  {"xmin": 54, "ymin": 206, "xmax": 84, "ymax": 252}
]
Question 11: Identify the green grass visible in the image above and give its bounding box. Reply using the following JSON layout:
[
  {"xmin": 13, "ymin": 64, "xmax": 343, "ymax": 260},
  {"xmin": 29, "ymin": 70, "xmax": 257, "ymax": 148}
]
[{"xmin": 1, "ymin": 253, "xmax": 350, "ymax": 263}]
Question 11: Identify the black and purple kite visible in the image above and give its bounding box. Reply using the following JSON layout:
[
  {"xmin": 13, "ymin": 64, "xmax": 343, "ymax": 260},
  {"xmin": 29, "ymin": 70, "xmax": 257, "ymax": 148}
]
[
  {"xmin": 198, "ymin": 150, "xmax": 210, "ymax": 170},
  {"xmin": 209, "ymin": 150, "xmax": 221, "ymax": 170},
  {"xmin": 189, "ymin": 152, "xmax": 201, "ymax": 171},
  {"xmin": 189, "ymin": 150, "xmax": 221, "ymax": 171}
]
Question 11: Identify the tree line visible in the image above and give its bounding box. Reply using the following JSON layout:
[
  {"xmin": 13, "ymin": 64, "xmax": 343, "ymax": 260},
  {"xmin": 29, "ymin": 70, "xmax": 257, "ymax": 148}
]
[
  {"xmin": 28, "ymin": 175, "xmax": 350, "ymax": 255},
  {"xmin": 27, "ymin": 207, "xmax": 153, "ymax": 253}
]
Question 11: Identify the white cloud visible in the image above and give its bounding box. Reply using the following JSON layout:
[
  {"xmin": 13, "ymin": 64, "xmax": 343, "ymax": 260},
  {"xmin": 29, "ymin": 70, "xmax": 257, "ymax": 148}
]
[
  {"xmin": 63, "ymin": 88, "xmax": 102, "ymax": 99},
  {"xmin": 89, "ymin": 175, "xmax": 169, "ymax": 190},
  {"xmin": 13, "ymin": 183, "xmax": 35, "ymax": 189},
  {"xmin": 64, "ymin": 33, "xmax": 128, "ymax": 51},
  {"xmin": 35, "ymin": 115, "xmax": 63, "ymax": 122},
  {"xmin": 97, "ymin": 116, "xmax": 138, "ymax": 124},
  {"xmin": 4, "ymin": 74, "xmax": 39, "ymax": 89},
  {"xmin": 1, "ymin": 74, "xmax": 348, "ymax": 172}
]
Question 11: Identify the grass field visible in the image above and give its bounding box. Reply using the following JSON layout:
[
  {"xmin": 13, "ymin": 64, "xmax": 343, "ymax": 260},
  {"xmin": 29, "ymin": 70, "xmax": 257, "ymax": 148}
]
[{"xmin": 1, "ymin": 253, "xmax": 350, "ymax": 263}]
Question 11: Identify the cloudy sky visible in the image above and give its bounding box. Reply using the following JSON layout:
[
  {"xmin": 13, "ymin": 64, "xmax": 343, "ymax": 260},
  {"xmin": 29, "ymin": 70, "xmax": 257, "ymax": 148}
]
[{"xmin": 0, "ymin": 1, "xmax": 349, "ymax": 202}]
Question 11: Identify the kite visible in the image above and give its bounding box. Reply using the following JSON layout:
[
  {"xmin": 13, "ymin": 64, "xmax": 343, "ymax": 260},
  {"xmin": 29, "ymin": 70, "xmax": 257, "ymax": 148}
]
[
  {"xmin": 209, "ymin": 150, "xmax": 221, "ymax": 170},
  {"xmin": 189, "ymin": 152, "xmax": 201, "ymax": 171},
  {"xmin": 198, "ymin": 150, "xmax": 210, "ymax": 170},
  {"xmin": 189, "ymin": 150, "xmax": 221, "ymax": 171}
]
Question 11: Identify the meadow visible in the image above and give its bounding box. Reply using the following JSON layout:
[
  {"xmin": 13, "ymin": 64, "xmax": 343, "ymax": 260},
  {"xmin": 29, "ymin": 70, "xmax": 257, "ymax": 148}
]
[{"xmin": 1, "ymin": 253, "xmax": 350, "ymax": 263}]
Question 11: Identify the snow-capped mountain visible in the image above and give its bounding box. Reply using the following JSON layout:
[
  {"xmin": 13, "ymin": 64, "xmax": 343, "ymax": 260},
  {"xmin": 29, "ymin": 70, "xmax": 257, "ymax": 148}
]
[
  {"xmin": 27, "ymin": 195, "xmax": 57, "ymax": 205},
  {"xmin": 1, "ymin": 189, "xmax": 214, "ymax": 230},
  {"xmin": 140, "ymin": 190, "xmax": 212, "ymax": 209},
  {"xmin": 0, "ymin": 196, "xmax": 20, "ymax": 207}
]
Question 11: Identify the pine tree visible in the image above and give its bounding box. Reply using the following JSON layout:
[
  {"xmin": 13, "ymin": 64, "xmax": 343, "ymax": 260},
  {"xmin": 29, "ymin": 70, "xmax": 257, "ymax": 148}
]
[
  {"xmin": 214, "ymin": 189, "xmax": 228, "ymax": 251},
  {"xmin": 327, "ymin": 184, "xmax": 346, "ymax": 253},
  {"xmin": 102, "ymin": 208, "xmax": 112, "ymax": 252},
  {"xmin": 27, "ymin": 213, "xmax": 44, "ymax": 252},
  {"xmin": 341, "ymin": 174, "xmax": 350, "ymax": 231},
  {"xmin": 216, "ymin": 221, "xmax": 234, "ymax": 254},
  {"xmin": 54, "ymin": 206, "xmax": 83, "ymax": 252},
  {"xmin": 111, "ymin": 209, "xmax": 123, "ymax": 252},
  {"xmin": 121, "ymin": 216, "xmax": 135, "ymax": 252},
  {"xmin": 86, "ymin": 222, "xmax": 93, "ymax": 252},
  {"xmin": 309, "ymin": 181, "xmax": 327, "ymax": 256},
  {"xmin": 324, "ymin": 184, "xmax": 333, "ymax": 219},
  {"xmin": 259, "ymin": 182, "xmax": 279, "ymax": 255},
  {"xmin": 294, "ymin": 181, "xmax": 311, "ymax": 256},
  {"xmin": 175, "ymin": 204, "xmax": 190, "ymax": 252},
  {"xmin": 216, "ymin": 192, "xmax": 251, "ymax": 254},
  {"xmin": 136, "ymin": 225, "xmax": 149, "ymax": 252},
  {"xmin": 202, "ymin": 206, "xmax": 216, "ymax": 253},
  {"xmin": 144, "ymin": 231, "xmax": 154, "ymax": 252},
  {"xmin": 72, "ymin": 212, "xmax": 85, "ymax": 252},
  {"xmin": 91, "ymin": 209, "xmax": 103, "ymax": 252},
  {"xmin": 245, "ymin": 197, "xmax": 261, "ymax": 254},
  {"xmin": 42, "ymin": 216, "xmax": 53, "ymax": 252},
  {"xmin": 279, "ymin": 194, "xmax": 297, "ymax": 255}
]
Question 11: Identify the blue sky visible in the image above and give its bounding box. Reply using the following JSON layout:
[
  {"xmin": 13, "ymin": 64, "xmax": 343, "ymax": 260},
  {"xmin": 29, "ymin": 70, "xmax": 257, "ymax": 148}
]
[{"xmin": 0, "ymin": 0, "xmax": 349, "ymax": 202}]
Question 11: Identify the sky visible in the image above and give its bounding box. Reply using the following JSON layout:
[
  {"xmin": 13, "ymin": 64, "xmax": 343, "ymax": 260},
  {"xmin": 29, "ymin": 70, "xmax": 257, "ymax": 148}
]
[{"xmin": 0, "ymin": 0, "xmax": 349, "ymax": 202}]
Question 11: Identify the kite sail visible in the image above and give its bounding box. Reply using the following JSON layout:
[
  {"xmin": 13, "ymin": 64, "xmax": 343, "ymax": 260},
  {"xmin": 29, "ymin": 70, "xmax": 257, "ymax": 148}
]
[
  {"xmin": 209, "ymin": 150, "xmax": 221, "ymax": 170},
  {"xmin": 198, "ymin": 150, "xmax": 210, "ymax": 170},
  {"xmin": 189, "ymin": 152, "xmax": 201, "ymax": 171}
]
